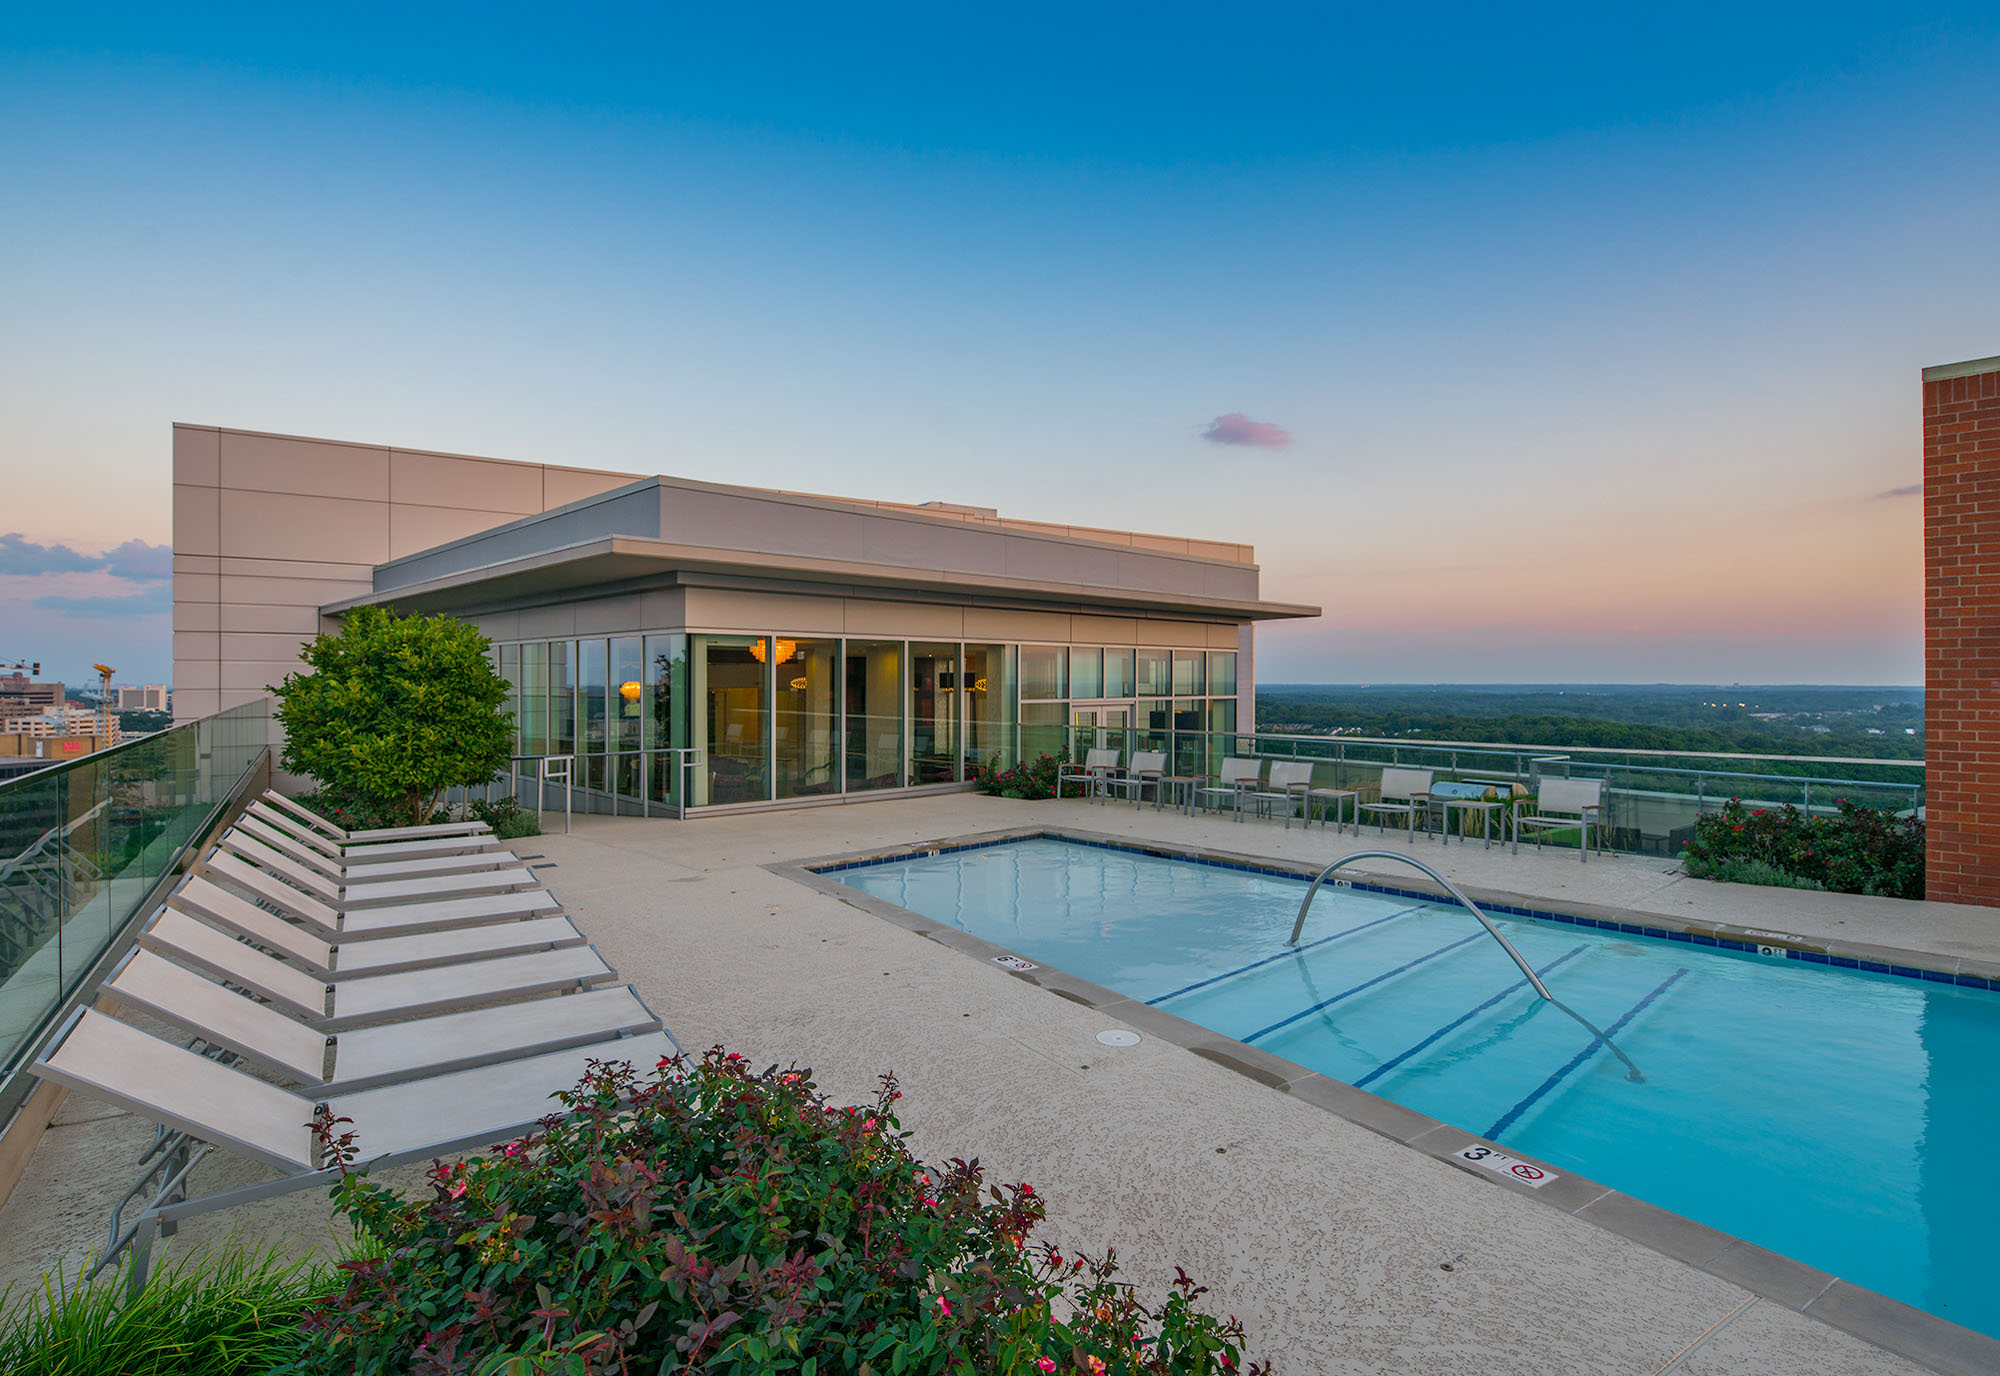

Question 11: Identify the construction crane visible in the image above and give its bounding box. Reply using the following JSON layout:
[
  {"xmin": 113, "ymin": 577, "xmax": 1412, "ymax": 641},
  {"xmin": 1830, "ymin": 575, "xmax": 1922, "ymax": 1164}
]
[{"xmin": 94, "ymin": 664, "xmax": 115, "ymax": 743}]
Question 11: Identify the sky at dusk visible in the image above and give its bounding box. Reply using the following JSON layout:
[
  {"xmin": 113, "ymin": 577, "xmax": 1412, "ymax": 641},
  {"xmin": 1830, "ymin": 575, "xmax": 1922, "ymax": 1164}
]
[{"xmin": 4, "ymin": 4, "xmax": 1997, "ymax": 688}]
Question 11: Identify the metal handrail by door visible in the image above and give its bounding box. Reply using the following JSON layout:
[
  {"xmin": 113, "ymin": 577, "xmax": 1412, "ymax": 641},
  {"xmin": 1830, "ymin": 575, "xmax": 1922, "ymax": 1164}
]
[{"xmin": 1288, "ymin": 850, "xmax": 1644, "ymax": 1081}]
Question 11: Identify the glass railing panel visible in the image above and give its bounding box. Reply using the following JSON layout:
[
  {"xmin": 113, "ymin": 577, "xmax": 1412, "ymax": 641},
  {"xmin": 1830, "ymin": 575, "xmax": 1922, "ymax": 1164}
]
[{"xmin": 0, "ymin": 699, "xmax": 270, "ymax": 1101}]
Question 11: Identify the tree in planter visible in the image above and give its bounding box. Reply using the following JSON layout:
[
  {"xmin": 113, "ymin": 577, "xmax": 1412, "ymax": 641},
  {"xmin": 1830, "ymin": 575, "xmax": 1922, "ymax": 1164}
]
[{"xmin": 272, "ymin": 607, "xmax": 513, "ymax": 827}]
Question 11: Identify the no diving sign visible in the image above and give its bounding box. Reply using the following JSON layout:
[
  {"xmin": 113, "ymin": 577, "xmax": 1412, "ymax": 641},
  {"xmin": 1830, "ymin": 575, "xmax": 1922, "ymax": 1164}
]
[{"xmin": 1455, "ymin": 1143, "xmax": 1559, "ymax": 1188}]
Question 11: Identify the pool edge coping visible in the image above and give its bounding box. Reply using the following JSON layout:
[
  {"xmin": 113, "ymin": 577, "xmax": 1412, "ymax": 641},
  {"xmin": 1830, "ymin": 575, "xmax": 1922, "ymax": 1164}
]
[{"xmin": 770, "ymin": 825, "xmax": 2000, "ymax": 1376}]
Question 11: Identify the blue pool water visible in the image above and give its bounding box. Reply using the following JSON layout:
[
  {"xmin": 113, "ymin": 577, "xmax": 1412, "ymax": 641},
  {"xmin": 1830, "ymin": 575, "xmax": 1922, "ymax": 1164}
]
[{"xmin": 835, "ymin": 837, "xmax": 2000, "ymax": 1338}]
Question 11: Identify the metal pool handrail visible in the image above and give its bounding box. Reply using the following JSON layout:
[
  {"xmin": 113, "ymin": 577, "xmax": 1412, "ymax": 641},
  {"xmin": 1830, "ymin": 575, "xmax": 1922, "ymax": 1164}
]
[{"xmin": 1288, "ymin": 850, "xmax": 1645, "ymax": 1082}]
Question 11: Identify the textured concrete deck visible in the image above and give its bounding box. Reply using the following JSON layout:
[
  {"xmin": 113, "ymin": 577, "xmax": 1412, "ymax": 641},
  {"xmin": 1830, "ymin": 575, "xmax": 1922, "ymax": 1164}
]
[{"xmin": 4, "ymin": 793, "xmax": 1994, "ymax": 1374}]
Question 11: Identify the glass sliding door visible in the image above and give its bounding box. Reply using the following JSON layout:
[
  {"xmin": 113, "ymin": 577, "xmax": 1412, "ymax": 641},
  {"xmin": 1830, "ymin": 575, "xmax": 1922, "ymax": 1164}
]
[
  {"xmin": 963, "ymin": 644, "xmax": 1014, "ymax": 772},
  {"xmin": 611, "ymin": 635, "xmax": 644, "ymax": 808},
  {"xmin": 909, "ymin": 642, "xmax": 960, "ymax": 783},
  {"xmin": 518, "ymin": 642, "xmax": 549, "ymax": 759},
  {"xmin": 695, "ymin": 635, "xmax": 770, "ymax": 805},
  {"xmin": 844, "ymin": 640, "xmax": 904, "ymax": 791},
  {"xmin": 549, "ymin": 641, "xmax": 577, "ymax": 761},
  {"xmin": 644, "ymin": 634, "xmax": 688, "ymax": 807},
  {"xmin": 776, "ymin": 638, "xmax": 841, "ymax": 798},
  {"xmin": 579, "ymin": 638, "xmax": 608, "ymax": 792}
]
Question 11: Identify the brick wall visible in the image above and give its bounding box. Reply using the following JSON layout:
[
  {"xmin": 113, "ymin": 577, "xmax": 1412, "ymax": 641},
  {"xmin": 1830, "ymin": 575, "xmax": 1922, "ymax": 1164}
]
[{"xmin": 1924, "ymin": 355, "xmax": 2000, "ymax": 904}]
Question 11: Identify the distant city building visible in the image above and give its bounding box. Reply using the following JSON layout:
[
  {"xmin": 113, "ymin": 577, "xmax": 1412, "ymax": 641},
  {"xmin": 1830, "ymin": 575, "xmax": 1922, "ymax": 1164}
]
[
  {"xmin": 1, "ymin": 707, "xmax": 121, "ymax": 743},
  {"xmin": 116, "ymin": 684, "xmax": 170, "ymax": 711},
  {"xmin": 0, "ymin": 674, "xmax": 66, "ymax": 715}
]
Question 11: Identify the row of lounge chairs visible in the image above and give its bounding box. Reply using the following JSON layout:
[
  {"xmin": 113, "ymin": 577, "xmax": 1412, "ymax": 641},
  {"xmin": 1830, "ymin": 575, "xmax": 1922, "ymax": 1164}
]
[
  {"xmin": 28, "ymin": 790, "xmax": 677, "ymax": 1287},
  {"xmin": 1056, "ymin": 753, "xmax": 1606, "ymax": 859}
]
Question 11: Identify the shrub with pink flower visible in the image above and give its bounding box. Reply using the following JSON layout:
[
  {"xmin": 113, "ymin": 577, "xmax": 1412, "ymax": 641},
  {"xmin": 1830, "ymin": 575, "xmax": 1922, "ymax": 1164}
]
[{"xmin": 282, "ymin": 1048, "xmax": 1261, "ymax": 1375}]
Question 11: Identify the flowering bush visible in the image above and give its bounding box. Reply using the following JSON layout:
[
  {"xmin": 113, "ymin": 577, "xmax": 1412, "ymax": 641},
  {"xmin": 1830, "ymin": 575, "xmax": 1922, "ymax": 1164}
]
[
  {"xmin": 283, "ymin": 1049, "xmax": 1261, "ymax": 1376},
  {"xmin": 1681, "ymin": 796, "xmax": 1923, "ymax": 899},
  {"xmin": 974, "ymin": 749, "xmax": 1070, "ymax": 801}
]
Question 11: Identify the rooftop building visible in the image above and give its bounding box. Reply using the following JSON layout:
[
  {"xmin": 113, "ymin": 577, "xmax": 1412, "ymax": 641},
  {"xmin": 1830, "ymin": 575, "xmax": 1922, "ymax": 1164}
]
[{"xmin": 173, "ymin": 424, "xmax": 1318, "ymax": 810}]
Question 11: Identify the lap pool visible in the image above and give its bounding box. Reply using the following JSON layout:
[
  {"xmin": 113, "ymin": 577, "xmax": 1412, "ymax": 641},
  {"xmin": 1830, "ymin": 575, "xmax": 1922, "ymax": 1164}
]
[{"xmin": 829, "ymin": 836, "xmax": 1999, "ymax": 1339}]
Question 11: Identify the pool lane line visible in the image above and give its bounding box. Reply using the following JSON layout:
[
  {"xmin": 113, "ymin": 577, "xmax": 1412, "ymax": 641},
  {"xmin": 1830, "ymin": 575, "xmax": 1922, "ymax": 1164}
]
[
  {"xmin": 1352, "ymin": 944, "xmax": 1588, "ymax": 1090},
  {"xmin": 1144, "ymin": 901, "xmax": 1436, "ymax": 1007},
  {"xmin": 1483, "ymin": 967, "xmax": 1688, "ymax": 1141},
  {"xmin": 1240, "ymin": 930, "xmax": 1487, "ymax": 1046}
]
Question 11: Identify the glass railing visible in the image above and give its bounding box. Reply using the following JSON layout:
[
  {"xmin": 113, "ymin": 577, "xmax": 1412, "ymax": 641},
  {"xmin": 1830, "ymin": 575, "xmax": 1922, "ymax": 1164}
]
[
  {"xmin": 0, "ymin": 699, "xmax": 270, "ymax": 1115},
  {"xmin": 1043, "ymin": 728, "xmax": 1924, "ymax": 858}
]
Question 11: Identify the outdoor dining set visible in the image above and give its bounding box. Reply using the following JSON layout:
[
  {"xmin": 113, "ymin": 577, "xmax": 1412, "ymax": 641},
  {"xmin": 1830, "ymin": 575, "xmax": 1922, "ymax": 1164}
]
[{"xmin": 1056, "ymin": 751, "xmax": 1606, "ymax": 861}]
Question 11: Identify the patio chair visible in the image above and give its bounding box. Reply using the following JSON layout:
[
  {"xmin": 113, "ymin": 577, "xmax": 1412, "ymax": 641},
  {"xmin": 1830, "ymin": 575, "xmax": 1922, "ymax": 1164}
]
[
  {"xmin": 164, "ymin": 874, "xmax": 585, "ymax": 978},
  {"xmin": 29, "ymin": 1006, "xmax": 678, "ymax": 1290},
  {"xmin": 101, "ymin": 947, "xmax": 662, "ymax": 1093},
  {"xmin": 139, "ymin": 904, "xmax": 616, "ymax": 1032},
  {"xmin": 1244, "ymin": 761, "xmax": 1314, "ymax": 827},
  {"xmin": 1192, "ymin": 757, "xmax": 1263, "ymax": 819},
  {"xmin": 1512, "ymin": 777, "xmax": 1604, "ymax": 863},
  {"xmin": 261, "ymin": 789, "xmax": 492, "ymax": 843},
  {"xmin": 199, "ymin": 851, "xmax": 561, "ymax": 940},
  {"xmin": 1101, "ymin": 750, "xmax": 1167, "ymax": 809},
  {"xmin": 245, "ymin": 800, "xmax": 503, "ymax": 860},
  {"xmin": 1356, "ymin": 768, "xmax": 1435, "ymax": 842},
  {"xmin": 213, "ymin": 829, "xmax": 542, "ymax": 911},
  {"xmin": 231, "ymin": 815, "xmax": 515, "ymax": 882},
  {"xmin": 1057, "ymin": 747, "xmax": 1121, "ymax": 801}
]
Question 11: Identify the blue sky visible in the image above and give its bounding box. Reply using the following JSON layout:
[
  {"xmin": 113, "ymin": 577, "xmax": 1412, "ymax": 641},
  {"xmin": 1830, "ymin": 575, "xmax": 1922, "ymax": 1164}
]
[{"xmin": 3, "ymin": 4, "xmax": 1996, "ymax": 687}]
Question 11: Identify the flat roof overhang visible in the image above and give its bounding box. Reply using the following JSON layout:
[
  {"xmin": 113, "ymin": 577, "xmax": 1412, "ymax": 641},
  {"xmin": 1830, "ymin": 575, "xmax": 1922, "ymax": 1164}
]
[{"xmin": 321, "ymin": 536, "xmax": 1321, "ymax": 624}]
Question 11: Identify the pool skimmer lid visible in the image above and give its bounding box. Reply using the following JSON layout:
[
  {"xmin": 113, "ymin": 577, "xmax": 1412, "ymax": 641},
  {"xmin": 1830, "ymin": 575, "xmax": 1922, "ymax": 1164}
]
[{"xmin": 1096, "ymin": 1030, "xmax": 1141, "ymax": 1047}]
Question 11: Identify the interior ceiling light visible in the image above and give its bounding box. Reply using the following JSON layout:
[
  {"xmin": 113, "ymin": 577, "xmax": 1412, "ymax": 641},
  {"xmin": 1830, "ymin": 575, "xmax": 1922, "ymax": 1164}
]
[{"xmin": 748, "ymin": 639, "xmax": 798, "ymax": 664}]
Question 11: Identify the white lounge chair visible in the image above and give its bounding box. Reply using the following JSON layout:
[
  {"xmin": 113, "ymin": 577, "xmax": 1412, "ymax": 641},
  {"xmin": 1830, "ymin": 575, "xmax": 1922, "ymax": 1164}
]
[
  {"xmin": 139, "ymin": 905, "xmax": 616, "ymax": 1032},
  {"xmin": 261, "ymin": 789, "xmax": 492, "ymax": 843},
  {"xmin": 163, "ymin": 875, "xmax": 585, "ymax": 978},
  {"xmin": 1192, "ymin": 757, "xmax": 1262, "ymax": 819},
  {"xmin": 211, "ymin": 831, "xmax": 541, "ymax": 911},
  {"xmin": 30, "ymin": 1007, "xmax": 677, "ymax": 1290},
  {"xmin": 228, "ymin": 816, "xmax": 514, "ymax": 882},
  {"xmin": 102, "ymin": 948, "xmax": 662, "ymax": 1093},
  {"xmin": 1243, "ymin": 761, "xmax": 1314, "ymax": 827},
  {"xmin": 1513, "ymin": 777, "xmax": 1604, "ymax": 862},
  {"xmin": 245, "ymin": 799, "xmax": 502, "ymax": 860},
  {"xmin": 1357, "ymin": 767, "xmax": 1435, "ymax": 842},
  {"xmin": 198, "ymin": 852, "xmax": 561, "ymax": 940}
]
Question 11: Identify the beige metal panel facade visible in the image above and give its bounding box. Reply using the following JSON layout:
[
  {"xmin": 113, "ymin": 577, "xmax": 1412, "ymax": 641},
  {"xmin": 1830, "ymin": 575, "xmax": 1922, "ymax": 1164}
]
[{"xmin": 172, "ymin": 424, "xmax": 642, "ymax": 729}]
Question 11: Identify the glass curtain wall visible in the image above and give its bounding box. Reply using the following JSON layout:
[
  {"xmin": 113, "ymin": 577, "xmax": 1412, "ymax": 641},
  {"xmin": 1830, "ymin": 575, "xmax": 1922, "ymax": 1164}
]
[
  {"xmin": 696, "ymin": 636, "xmax": 770, "ymax": 805},
  {"xmin": 496, "ymin": 633, "xmax": 1239, "ymax": 809},
  {"xmin": 579, "ymin": 638, "xmax": 608, "ymax": 791},
  {"xmin": 963, "ymin": 644, "xmax": 1014, "ymax": 772},
  {"xmin": 776, "ymin": 639, "xmax": 840, "ymax": 798},
  {"xmin": 845, "ymin": 641, "xmax": 903, "ymax": 791},
  {"xmin": 909, "ymin": 643, "xmax": 960, "ymax": 783},
  {"xmin": 644, "ymin": 634, "xmax": 689, "ymax": 807},
  {"xmin": 611, "ymin": 636, "xmax": 644, "ymax": 807}
]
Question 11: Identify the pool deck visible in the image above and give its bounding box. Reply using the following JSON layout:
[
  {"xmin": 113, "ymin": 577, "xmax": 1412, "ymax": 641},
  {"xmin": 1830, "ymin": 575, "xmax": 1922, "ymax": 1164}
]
[{"xmin": 4, "ymin": 792, "xmax": 1997, "ymax": 1375}]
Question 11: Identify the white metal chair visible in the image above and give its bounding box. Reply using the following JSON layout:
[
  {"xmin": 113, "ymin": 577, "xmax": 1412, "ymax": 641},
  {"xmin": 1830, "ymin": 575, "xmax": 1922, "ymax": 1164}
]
[
  {"xmin": 1245, "ymin": 761, "xmax": 1314, "ymax": 827},
  {"xmin": 1192, "ymin": 757, "xmax": 1263, "ymax": 819},
  {"xmin": 1101, "ymin": 750, "xmax": 1167, "ymax": 808},
  {"xmin": 1357, "ymin": 767, "xmax": 1435, "ymax": 842},
  {"xmin": 1513, "ymin": 777, "xmax": 1604, "ymax": 862},
  {"xmin": 1057, "ymin": 747, "xmax": 1121, "ymax": 802}
]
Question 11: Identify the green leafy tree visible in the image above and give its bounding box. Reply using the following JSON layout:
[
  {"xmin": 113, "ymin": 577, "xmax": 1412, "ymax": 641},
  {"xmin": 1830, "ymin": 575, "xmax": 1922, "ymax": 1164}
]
[{"xmin": 273, "ymin": 607, "xmax": 513, "ymax": 826}]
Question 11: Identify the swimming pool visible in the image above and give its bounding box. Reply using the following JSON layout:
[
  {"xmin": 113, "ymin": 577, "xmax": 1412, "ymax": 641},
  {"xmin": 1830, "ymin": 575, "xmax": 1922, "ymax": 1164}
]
[{"xmin": 831, "ymin": 835, "xmax": 2000, "ymax": 1339}]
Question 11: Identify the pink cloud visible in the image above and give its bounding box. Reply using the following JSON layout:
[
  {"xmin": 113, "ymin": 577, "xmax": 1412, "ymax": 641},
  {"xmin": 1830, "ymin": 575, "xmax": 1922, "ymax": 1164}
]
[{"xmin": 1202, "ymin": 412, "xmax": 1291, "ymax": 448}]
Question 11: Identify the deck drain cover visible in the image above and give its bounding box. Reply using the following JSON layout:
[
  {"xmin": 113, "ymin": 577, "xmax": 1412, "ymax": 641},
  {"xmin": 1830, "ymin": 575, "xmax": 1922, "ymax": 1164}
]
[{"xmin": 1096, "ymin": 1030, "xmax": 1141, "ymax": 1047}]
